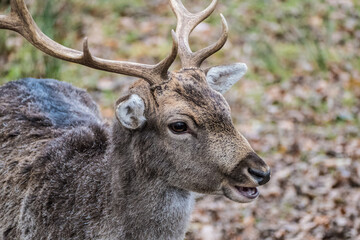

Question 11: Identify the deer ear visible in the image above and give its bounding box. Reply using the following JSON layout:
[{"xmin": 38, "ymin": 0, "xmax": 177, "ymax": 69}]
[
  {"xmin": 206, "ymin": 63, "xmax": 248, "ymax": 94},
  {"xmin": 115, "ymin": 94, "xmax": 146, "ymax": 130}
]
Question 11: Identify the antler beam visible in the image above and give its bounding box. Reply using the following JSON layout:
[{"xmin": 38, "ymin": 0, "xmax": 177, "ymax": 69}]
[
  {"xmin": 170, "ymin": 0, "xmax": 228, "ymax": 68},
  {"xmin": 0, "ymin": 0, "xmax": 178, "ymax": 85}
]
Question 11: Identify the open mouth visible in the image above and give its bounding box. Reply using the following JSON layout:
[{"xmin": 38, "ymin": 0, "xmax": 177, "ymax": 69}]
[
  {"xmin": 222, "ymin": 182, "xmax": 260, "ymax": 203},
  {"xmin": 234, "ymin": 186, "xmax": 259, "ymax": 199}
]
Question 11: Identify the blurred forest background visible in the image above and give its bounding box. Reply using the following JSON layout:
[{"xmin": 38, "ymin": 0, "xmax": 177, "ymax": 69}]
[{"xmin": 1, "ymin": 0, "xmax": 360, "ymax": 239}]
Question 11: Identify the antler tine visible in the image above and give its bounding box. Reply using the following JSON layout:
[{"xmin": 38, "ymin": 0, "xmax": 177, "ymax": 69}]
[
  {"xmin": 192, "ymin": 14, "xmax": 228, "ymax": 67},
  {"xmin": 154, "ymin": 30, "xmax": 179, "ymax": 80},
  {"xmin": 0, "ymin": 1, "xmax": 21, "ymax": 31},
  {"xmin": 170, "ymin": 0, "xmax": 228, "ymax": 68},
  {"xmin": 0, "ymin": 0, "xmax": 178, "ymax": 85}
]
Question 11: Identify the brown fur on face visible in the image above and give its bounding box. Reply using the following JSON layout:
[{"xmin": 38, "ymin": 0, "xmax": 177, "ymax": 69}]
[{"xmin": 124, "ymin": 68, "xmax": 269, "ymax": 195}]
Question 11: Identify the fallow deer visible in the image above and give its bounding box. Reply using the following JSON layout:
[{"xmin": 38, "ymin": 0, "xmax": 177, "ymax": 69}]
[{"xmin": 0, "ymin": 0, "xmax": 270, "ymax": 239}]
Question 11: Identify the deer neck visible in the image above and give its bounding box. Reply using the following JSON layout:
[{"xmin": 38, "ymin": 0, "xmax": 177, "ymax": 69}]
[{"xmin": 103, "ymin": 122, "xmax": 194, "ymax": 240}]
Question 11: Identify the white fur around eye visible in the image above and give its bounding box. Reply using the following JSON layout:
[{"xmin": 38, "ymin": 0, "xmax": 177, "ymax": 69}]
[
  {"xmin": 206, "ymin": 62, "xmax": 248, "ymax": 94},
  {"xmin": 116, "ymin": 94, "xmax": 146, "ymax": 129}
]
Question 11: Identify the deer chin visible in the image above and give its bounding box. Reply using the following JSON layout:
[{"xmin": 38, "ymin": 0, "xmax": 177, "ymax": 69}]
[{"xmin": 222, "ymin": 183, "xmax": 259, "ymax": 203}]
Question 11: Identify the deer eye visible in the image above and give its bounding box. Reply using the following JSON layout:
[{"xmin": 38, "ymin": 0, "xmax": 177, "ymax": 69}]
[{"xmin": 169, "ymin": 122, "xmax": 188, "ymax": 133}]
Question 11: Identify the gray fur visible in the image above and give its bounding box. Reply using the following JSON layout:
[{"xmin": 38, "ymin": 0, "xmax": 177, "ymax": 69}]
[
  {"xmin": 0, "ymin": 72, "xmax": 269, "ymax": 240},
  {"xmin": 116, "ymin": 94, "xmax": 146, "ymax": 130},
  {"xmin": 206, "ymin": 63, "xmax": 248, "ymax": 93}
]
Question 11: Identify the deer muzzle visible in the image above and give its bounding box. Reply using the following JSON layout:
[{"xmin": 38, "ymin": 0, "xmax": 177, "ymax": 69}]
[{"xmin": 221, "ymin": 152, "xmax": 270, "ymax": 203}]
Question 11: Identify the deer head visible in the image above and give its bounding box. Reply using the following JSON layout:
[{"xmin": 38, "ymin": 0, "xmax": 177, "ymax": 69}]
[{"xmin": 0, "ymin": 0, "xmax": 270, "ymax": 203}]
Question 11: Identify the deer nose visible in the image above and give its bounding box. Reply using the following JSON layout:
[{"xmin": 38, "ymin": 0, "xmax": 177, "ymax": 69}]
[{"xmin": 248, "ymin": 168, "xmax": 271, "ymax": 185}]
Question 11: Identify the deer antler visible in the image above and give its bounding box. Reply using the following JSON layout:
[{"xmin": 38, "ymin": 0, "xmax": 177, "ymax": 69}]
[
  {"xmin": 0, "ymin": 0, "xmax": 178, "ymax": 85},
  {"xmin": 170, "ymin": 0, "xmax": 228, "ymax": 68}
]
